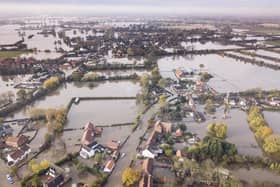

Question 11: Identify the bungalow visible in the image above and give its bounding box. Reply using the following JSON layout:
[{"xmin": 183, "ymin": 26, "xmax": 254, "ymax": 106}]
[
  {"xmin": 7, "ymin": 145, "xmax": 31, "ymax": 166},
  {"xmin": 79, "ymin": 142, "xmax": 105, "ymax": 159},
  {"xmin": 6, "ymin": 135, "xmax": 29, "ymax": 148},
  {"xmin": 103, "ymin": 160, "xmax": 115, "ymax": 173}
]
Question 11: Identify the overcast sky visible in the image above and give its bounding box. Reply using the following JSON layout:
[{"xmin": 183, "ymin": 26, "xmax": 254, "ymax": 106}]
[{"xmin": 0, "ymin": 0, "xmax": 279, "ymax": 17}]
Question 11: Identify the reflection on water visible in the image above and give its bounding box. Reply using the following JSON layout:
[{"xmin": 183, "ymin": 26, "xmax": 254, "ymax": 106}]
[{"xmin": 157, "ymin": 54, "xmax": 280, "ymax": 93}]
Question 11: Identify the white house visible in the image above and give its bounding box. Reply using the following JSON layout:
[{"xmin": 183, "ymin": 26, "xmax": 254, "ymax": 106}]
[
  {"xmin": 7, "ymin": 145, "xmax": 31, "ymax": 166},
  {"xmin": 142, "ymin": 148, "xmax": 163, "ymax": 159},
  {"xmin": 80, "ymin": 142, "xmax": 105, "ymax": 159},
  {"xmin": 142, "ymin": 149, "xmax": 155, "ymax": 159}
]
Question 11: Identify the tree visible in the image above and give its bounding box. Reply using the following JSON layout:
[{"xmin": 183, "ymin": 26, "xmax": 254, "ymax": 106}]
[
  {"xmin": 151, "ymin": 67, "xmax": 160, "ymax": 85},
  {"xmin": 199, "ymin": 64, "xmax": 205, "ymax": 69},
  {"xmin": 159, "ymin": 95, "xmax": 167, "ymax": 107},
  {"xmin": 40, "ymin": 159, "xmax": 50, "ymax": 169},
  {"xmin": 28, "ymin": 160, "xmax": 41, "ymax": 174},
  {"xmin": 255, "ymin": 126, "xmax": 273, "ymax": 140},
  {"xmin": 44, "ymin": 76, "xmax": 60, "ymax": 90},
  {"xmin": 122, "ymin": 168, "xmax": 140, "ymax": 186},
  {"xmin": 16, "ymin": 89, "xmax": 27, "ymax": 100},
  {"xmin": 263, "ymin": 134, "xmax": 280, "ymax": 154},
  {"xmin": 127, "ymin": 48, "xmax": 133, "ymax": 56},
  {"xmin": 207, "ymin": 123, "xmax": 227, "ymax": 139},
  {"xmin": 158, "ymin": 78, "xmax": 167, "ymax": 88},
  {"xmin": 140, "ymin": 73, "xmax": 150, "ymax": 88},
  {"xmin": 82, "ymin": 72, "xmax": 99, "ymax": 81},
  {"xmin": 164, "ymin": 148, "xmax": 174, "ymax": 157},
  {"xmin": 71, "ymin": 71, "xmax": 83, "ymax": 81}
]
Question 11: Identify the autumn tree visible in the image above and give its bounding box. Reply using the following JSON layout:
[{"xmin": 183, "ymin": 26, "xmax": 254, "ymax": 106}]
[
  {"xmin": 255, "ymin": 126, "xmax": 273, "ymax": 140},
  {"xmin": 263, "ymin": 134, "xmax": 280, "ymax": 154},
  {"xmin": 44, "ymin": 76, "xmax": 60, "ymax": 90},
  {"xmin": 122, "ymin": 168, "xmax": 140, "ymax": 187},
  {"xmin": 207, "ymin": 123, "xmax": 227, "ymax": 139}
]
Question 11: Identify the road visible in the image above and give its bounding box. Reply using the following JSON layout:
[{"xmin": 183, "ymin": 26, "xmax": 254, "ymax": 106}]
[{"xmin": 105, "ymin": 103, "xmax": 159, "ymax": 187}]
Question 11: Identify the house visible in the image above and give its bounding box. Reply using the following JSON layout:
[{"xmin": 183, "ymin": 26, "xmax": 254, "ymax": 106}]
[
  {"xmin": 79, "ymin": 142, "xmax": 105, "ymax": 159},
  {"xmin": 139, "ymin": 174, "xmax": 153, "ymax": 187},
  {"xmin": 142, "ymin": 121, "xmax": 171, "ymax": 158},
  {"xmin": 175, "ymin": 129, "xmax": 183, "ymax": 138},
  {"xmin": 103, "ymin": 160, "xmax": 115, "ymax": 173},
  {"xmin": 269, "ymin": 97, "xmax": 280, "ymax": 107},
  {"xmin": 154, "ymin": 121, "xmax": 172, "ymax": 134},
  {"xmin": 143, "ymin": 159, "xmax": 153, "ymax": 174},
  {"xmin": 0, "ymin": 125, "xmax": 13, "ymax": 138},
  {"xmin": 139, "ymin": 159, "xmax": 153, "ymax": 187},
  {"xmin": 7, "ymin": 145, "xmax": 31, "ymax": 166},
  {"xmin": 81, "ymin": 122, "xmax": 103, "ymax": 145},
  {"xmin": 6, "ymin": 135, "xmax": 29, "ymax": 148},
  {"xmin": 43, "ymin": 167, "xmax": 65, "ymax": 187},
  {"xmin": 106, "ymin": 140, "xmax": 120, "ymax": 150}
]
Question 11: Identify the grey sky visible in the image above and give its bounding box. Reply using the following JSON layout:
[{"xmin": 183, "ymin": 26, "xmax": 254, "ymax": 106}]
[{"xmin": 0, "ymin": 0, "xmax": 279, "ymax": 16}]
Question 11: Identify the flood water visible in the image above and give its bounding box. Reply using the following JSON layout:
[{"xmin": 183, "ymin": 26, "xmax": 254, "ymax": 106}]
[
  {"xmin": 187, "ymin": 108, "xmax": 263, "ymax": 157},
  {"xmin": 67, "ymin": 99, "xmax": 138, "ymax": 128},
  {"xmin": 264, "ymin": 111, "xmax": 280, "ymax": 134},
  {"xmin": 181, "ymin": 41, "xmax": 241, "ymax": 50},
  {"xmin": 7, "ymin": 81, "xmax": 140, "ymax": 119},
  {"xmin": 231, "ymin": 168, "xmax": 280, "ymax": 184},
  {"xmin": 157, "ymin": 54, "xmax": 280, "ymax": 93}
]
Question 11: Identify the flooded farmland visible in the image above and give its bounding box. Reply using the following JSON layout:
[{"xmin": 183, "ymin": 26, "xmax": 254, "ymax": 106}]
[
  {"xmin": 67, "ymin": 99, "xmax": 139, "ymax": 128},
  {"xmin": 187, "ymin": 108, "xmax": 263, "ymax": 157},
  {"xmin": 157, "ymin": 54, "xmax": 280, "ymax": 92},
  {"xmin": 7, "ymin": 81, "xmax": 140, "ymax": 119}
]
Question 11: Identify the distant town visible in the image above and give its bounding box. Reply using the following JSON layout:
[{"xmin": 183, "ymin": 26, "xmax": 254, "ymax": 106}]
[{"xmin": 1, "ymin": 16, "xmax": 280, "ymax": 187}]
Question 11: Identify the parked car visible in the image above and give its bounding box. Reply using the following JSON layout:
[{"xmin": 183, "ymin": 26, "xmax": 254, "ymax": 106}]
[{"xmin": 6, "ymin": 174, "xmax": 14, "ymax": 184}]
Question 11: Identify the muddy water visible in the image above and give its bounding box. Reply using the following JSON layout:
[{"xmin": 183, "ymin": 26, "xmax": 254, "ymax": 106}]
[
  {"xmin": 67, "ymin": 99, "xmax": 138, "ymax": 128},
  {"xmin": 157, "ymin": 54, "xmax": 280, "ymax": 93},
  {"xmin": 0, "ymin": 24, "xmax": 21, "ymax": 45},
  {"xmin": 187, "ymin": 108, "xmax": 263, "ymax": 157},
  {"xmin": 264, "ymin": 111, "xmax": 280, "ymax": 134},
  {"xmin": 231, "ymin": 168, "xmax": 280, "ymax": 184},
  {"xmin": 7, "ymin": 81, "xmax": 140, "ymax": 119}
]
